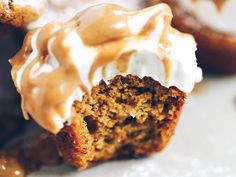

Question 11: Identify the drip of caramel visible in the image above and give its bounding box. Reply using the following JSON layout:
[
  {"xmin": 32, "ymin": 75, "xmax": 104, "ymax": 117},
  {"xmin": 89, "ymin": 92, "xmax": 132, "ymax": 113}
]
[
  {"xmin": 192, "ymin": 0, "xmax": 227, "ymax": 11},
  {"xmin": 11, "ymin": 4, "xmax": 175, "ymax": 134},
  {"xmin": 116, "ymin": 51, "xmax": 136, "ymax": 73}
]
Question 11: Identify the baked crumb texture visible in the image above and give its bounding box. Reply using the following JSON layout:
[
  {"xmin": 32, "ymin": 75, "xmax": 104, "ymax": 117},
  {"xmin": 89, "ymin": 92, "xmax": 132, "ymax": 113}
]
[
  {"xmin": 0, "ymin": 1, "xmax": 39, "ymax": 27},
  {"xmin": 56, "ymin": 75, "xmax": 186, "ymax": 169},
  {"xmin": 148, "ymin": 0, "xmax": 236, "ymax": 73}
]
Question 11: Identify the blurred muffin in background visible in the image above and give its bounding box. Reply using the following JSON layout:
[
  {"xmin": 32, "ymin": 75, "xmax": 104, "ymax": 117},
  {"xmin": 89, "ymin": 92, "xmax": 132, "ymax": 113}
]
[
  {"xmin": 0, "ymin": 25, "xmax": 24, "ymax": 145},
  {"xmin": 0, "ymin": 0, "xmax": 43, "ymax": 27},
  {"xmin": 148, "ymin": 0, "xmax": 236, "ymax": 74}
]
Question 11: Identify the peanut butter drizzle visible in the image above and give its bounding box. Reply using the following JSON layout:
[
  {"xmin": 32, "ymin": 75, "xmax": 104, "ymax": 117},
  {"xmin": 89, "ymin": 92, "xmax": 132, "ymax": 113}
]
[
  {"xmin": 71, "ymin": 5, "xmax": 133, "ymax": 84},
  {"xmin": 192, "ymin": 0, "xmax": 227, "ymax": 11},
  {"xmin": 139, "ymin": 6, "xmax": 173, "ymax": 85},
  {"xmin": 90, "ymin": 42, "xmax": 123, "ymax": 84},
  {"xmin": 11, "ymin": 4, "xmax": 175, "ymax": 134},
  {"xmin": 116, "ymin": 51, "xmax": 136, "ymax": 73},
  {"xmin": 74, "ymin": 5, "xmax": 132, "ymax": 46}
]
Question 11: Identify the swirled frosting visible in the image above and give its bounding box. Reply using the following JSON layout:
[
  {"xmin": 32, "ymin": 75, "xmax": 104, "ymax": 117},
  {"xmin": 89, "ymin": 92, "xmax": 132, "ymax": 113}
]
[{"xmin": 10, "ymin": 4, "xmax": 202, "ymax": 134}]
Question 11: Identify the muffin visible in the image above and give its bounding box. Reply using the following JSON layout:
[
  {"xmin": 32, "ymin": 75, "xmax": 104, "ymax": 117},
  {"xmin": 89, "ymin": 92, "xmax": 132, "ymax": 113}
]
[
  {"xmin": 147, "ymin": 0, "xmax": 236, "ymax": 73},
  {"xmin": 10, "ymin": 3, "xmax": 202, "ymax": 169},
  {"xmin": 0, "ymin": 0, "xmax": 43, "ymax": 27}
]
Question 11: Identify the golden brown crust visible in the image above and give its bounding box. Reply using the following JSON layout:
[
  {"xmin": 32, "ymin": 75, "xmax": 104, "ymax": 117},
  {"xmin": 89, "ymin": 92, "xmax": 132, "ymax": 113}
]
[
  {"xmin": 0, "ymin": 1, "xmax": 39, "ymax": 27},
  {"xmin": 56, "ymin": 75, "xmax": 186, "ymax": 169},
  {"xmin": 147, "ymin": 0, "xmax": 236, "ymax": 73}
]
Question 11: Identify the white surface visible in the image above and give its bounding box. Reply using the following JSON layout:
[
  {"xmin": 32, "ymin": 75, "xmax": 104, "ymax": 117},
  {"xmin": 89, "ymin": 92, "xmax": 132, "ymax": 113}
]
[
  {"xmin": 178, "ymin": 0, "xmax": 236, "ymax": 35},
  {"xmin": 29, "ymin": 75, "xmax": 236, "ymax": 177}
]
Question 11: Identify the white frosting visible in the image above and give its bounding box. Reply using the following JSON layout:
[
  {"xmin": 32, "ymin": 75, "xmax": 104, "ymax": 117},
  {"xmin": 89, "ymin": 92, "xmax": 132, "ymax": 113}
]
[
  {"xmin": 18, "ymin": 5, "xmax": 202, "ymax": 94},
  {"xmin": 16, "ymin": 30, "xmax": 40, "ymax": 88},
  {"xmin": 59, "ymin": 7, "xmax": 201, "ymax": 100},
  {"xmin": 27, "ymin": 0, "xmax": 144, "ymax": 29},
  {"xmin": 178, "ymin": 0, "xmax": 236, "ymax": 35},
  {"xmin": 13, "ymin": 4, "xmax": 202, "ymax": 133}
]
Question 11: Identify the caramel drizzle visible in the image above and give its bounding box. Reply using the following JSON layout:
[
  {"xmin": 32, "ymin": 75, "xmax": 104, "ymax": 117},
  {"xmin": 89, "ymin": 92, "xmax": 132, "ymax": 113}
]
[
  {"xmin": 139, "ymin": 6, "xmax": 173, "ymax": 85},
  {"xmin": 11, "ymin": 4, "xmax": 175, "ymax": 134},
  {"xmin": 192, "ymin": 0, "xmax": 227, "ymax": 11}
]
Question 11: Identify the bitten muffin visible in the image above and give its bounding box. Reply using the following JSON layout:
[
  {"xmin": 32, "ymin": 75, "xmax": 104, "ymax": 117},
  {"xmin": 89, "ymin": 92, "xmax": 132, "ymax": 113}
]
[
  {"xmin": 147, "ymin": 0, "xmax": 236, "ymax": 73},
  {"xmin": 10, "ymin": 4, "xmax": 202, "ymax": 169},
  {"xmin": 56, "ymin": 75, "xmax": 186, "ymax": 168}
]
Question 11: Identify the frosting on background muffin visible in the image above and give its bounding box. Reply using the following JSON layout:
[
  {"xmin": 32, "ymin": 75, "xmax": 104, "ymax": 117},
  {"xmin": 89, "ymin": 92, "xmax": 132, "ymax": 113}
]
[
  {"xmin": 178, "ymin": 0, "xmax": 236, "ymax": 35},
  {"xmin": 147, "ymin": 0, "xmax": 236, "ymax": 73}
]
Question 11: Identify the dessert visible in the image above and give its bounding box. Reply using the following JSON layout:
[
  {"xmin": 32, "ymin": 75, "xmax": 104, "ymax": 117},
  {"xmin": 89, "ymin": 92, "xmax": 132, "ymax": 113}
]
[
  {"xmin": 10, "ymin": 3, "xmax": 202, "ymax": 169},
  {"xmin": 147, "ymin": 0, "xmax": 236, "ymax": 73},
  {"xmin": 0, "ymin": 0, "xmax": 43, "ymax": 27}
]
